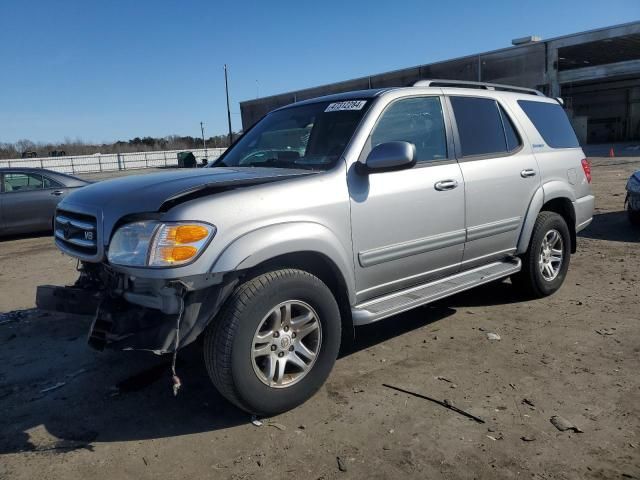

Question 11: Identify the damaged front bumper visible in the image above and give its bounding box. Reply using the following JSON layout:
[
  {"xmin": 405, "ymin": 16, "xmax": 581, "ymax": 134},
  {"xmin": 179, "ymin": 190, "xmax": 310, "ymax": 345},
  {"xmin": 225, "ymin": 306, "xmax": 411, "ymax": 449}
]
[{"xmin": 36, "ymin": 263, "xmax": 237, "ymax": 353}]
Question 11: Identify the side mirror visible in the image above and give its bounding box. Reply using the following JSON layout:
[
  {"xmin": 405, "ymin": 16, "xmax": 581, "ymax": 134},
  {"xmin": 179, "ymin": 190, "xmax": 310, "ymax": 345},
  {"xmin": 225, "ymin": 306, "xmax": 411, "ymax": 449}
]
[{"xmin": 362, "ymin": 141, "xmax": 416, "ymax": 173}]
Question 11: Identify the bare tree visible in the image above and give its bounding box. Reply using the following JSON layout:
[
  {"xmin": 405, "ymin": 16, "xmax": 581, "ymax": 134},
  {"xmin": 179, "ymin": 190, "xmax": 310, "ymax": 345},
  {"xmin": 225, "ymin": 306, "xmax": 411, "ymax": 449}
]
[{"xmin": 0, "ymin": 133, "xmax": 241, "ymax": 160}]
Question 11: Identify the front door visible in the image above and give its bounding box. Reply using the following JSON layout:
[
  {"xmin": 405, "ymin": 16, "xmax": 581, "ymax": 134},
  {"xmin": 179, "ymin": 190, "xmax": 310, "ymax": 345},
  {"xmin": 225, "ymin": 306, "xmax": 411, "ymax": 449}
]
[
  {"xmin": 1, "ymin": 172, "xmax": 58, "ymax": 234},
  {"xmin": 447, "ymin": 95, "xmax": 542, "ymax": 267},
  {"xmin": 349, "ymin": 95, "xmax": 465, "ymax": 303}
]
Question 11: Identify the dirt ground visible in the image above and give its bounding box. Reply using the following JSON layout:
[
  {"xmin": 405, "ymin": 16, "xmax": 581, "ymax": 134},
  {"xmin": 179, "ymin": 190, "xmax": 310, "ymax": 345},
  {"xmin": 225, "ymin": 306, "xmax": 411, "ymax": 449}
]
[{"xmin": 0, "ymin": 159, "xmax": 639, "ymax": 479}]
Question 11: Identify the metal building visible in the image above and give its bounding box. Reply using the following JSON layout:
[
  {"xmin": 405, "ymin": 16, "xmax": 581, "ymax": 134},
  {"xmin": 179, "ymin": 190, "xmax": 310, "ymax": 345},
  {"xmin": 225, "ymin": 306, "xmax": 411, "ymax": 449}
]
[{"xmin": 240, "ymin": 21, "xmax": 640, "ymax": 145}]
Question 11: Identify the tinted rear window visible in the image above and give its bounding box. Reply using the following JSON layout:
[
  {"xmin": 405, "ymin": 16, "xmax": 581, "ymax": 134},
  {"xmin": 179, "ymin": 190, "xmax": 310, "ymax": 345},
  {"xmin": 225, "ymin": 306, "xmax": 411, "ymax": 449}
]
[
  {"xmin": 518, "ymin": 100, "xmax": 580, "ymax": 148},
  {"xmin": 451, "ymin": 97, "xmax": 507, "ymax": 157}
]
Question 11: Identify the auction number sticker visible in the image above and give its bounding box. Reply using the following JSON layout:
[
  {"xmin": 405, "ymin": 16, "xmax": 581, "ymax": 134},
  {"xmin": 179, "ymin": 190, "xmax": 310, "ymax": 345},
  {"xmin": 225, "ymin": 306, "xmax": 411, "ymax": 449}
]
[{"xmin": 325, "ymin": 100, "xmax": 367, "ymax": 112}]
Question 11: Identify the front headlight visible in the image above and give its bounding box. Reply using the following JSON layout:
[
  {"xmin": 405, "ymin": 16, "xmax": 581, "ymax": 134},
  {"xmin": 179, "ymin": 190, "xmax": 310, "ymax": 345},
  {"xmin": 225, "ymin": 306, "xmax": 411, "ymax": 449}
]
[{"xmin": 107, "ymin": 221, "xmax": 216, "ymax": 267}]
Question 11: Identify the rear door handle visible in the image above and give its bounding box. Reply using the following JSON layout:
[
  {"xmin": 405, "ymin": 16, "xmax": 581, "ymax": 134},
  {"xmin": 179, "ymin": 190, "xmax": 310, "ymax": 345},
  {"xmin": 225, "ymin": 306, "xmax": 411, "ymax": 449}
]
[
  {"xmin": 434, "ymin": 179, "xmax": 459, "ymax": 191},
  {"xmin": 520, "ymin": 169, "xmax": 537, "ymax": 178},
  {"xmin": 51, "ymin": 190, "xmax": 65, "ymax": 196}
]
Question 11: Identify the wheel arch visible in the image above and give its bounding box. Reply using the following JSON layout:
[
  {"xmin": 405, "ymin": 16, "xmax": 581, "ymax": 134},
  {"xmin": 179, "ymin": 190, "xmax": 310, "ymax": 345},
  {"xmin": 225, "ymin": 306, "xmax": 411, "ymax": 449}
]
[
  {"xmin": 540, "ymin": 197, "xmax": 576, "ymax": 253},
  {"xmin": 210, "ymin": 223, "xmax": 356, "ymax": 340},
  {"xmin": 241, "ymin": 251, "xmax": 354, "ymax": 341},
  {"xmin": 517, "ymin": 184, "xmax": 577, "ymax": 254}
]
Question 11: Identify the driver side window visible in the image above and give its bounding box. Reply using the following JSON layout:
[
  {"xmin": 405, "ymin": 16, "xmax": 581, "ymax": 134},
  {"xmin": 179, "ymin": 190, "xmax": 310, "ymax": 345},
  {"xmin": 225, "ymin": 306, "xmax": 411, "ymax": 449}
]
[{"xmin": 370, "ymin": 97, "xmax": 448, "ymax": 163}]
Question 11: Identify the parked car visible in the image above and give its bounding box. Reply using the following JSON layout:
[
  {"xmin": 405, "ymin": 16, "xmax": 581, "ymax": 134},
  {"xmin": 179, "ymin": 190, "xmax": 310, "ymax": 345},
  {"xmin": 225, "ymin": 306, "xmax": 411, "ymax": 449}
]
[
  {"xmin": 40, "ymin": 80, "xmax": 594, "ymax": 415},
  {"xmin": 0, "ymin": 168, "xmax": 90, "ymax": 236},
  {"xmin": 625, "ymin": 170, "xmax": 640, "ymax": 225}
]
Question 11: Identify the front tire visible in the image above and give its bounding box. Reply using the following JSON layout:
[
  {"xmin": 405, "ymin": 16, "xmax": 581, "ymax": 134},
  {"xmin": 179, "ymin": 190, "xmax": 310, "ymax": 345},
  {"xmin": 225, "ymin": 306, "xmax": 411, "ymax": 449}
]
[
  {"xmin": 512, "ymin": 211, "xmax": 571, "ymax": 298},
  {"xmin": 628, "ymin": 203, "xmax": 640, "ymax": 226},
  {"xmin": 203, "ymin": 269, "xmax": 341, "ymax": 415}
]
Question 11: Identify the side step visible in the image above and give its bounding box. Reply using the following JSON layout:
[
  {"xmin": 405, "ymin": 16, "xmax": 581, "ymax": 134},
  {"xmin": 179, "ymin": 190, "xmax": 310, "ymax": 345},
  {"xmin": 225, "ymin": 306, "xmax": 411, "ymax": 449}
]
[{"xmin": 352, "ymin": 258, "xmax": 521, "ymax": 326}]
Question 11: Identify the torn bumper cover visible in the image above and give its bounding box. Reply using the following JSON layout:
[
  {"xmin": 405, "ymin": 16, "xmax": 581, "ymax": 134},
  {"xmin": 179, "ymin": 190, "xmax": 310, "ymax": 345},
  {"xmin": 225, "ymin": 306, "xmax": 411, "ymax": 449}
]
[{"xmin": 37, "ymin": 273, "xmax": 237, "ymax": 353}]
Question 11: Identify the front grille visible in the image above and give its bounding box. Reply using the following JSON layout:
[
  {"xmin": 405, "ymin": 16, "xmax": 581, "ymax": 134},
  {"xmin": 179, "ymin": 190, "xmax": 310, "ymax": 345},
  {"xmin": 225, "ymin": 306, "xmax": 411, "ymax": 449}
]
[{"xmin": 55, "ymin": 209, "xmax": 98, "ymax": 256}]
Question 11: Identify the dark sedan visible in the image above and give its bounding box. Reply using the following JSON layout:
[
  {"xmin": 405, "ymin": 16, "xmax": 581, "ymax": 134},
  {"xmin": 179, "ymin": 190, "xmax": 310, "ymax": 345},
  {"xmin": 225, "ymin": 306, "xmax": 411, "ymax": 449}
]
[{"xmin": 0, "ymin": 168, "xmax": 90, "ymax": 236}]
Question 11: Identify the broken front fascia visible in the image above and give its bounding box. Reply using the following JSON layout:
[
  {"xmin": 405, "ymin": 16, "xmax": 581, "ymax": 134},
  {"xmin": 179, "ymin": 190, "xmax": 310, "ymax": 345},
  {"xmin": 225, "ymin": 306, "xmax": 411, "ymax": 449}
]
[{"xmin": 37, "ymin": 263, "xmax": 238, "ymax": 353}]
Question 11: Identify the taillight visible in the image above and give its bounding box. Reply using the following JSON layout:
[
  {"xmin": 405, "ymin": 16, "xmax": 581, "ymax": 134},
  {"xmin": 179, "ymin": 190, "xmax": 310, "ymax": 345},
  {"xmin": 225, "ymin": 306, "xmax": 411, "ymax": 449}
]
[{"xmin": 581, "ymin": 158, "xmax": 592, "ymax": 183}]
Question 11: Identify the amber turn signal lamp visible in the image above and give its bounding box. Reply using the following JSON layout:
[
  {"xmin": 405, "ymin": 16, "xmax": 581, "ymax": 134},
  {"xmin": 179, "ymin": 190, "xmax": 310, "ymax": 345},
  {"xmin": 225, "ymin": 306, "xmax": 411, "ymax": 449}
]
[
  {"xmin": 157, "ymin": 245, "xmax": 197, "ymax": 263},
  {"xmin": 164, "ymin": 225, "xmax": 210, "ymax": 244}
]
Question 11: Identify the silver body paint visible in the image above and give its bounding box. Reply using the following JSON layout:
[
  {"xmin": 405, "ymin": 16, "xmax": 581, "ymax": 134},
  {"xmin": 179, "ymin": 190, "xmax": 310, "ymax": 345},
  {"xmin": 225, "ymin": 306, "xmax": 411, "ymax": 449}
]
[{"xmin": 54, "ymin": 85, "xmax": 594, "ymax": 327}]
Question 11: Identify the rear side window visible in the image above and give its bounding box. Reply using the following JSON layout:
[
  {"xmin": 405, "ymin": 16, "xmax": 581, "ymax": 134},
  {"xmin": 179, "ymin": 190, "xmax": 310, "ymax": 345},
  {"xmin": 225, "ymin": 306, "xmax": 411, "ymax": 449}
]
[
  {"xmin": 43, "ymin": 176, "xmax": 63, "ymax": 188},
  {"xmin": 518, "ymin": 100, "xmax": 580, "ymax": 148},
  {"xmin": 499, "ymin": 105, "xmax": 521, "ymax": 152},
  {"xmin": 450, "ymin": 97, "xmax": 520, "ymax": 157}
]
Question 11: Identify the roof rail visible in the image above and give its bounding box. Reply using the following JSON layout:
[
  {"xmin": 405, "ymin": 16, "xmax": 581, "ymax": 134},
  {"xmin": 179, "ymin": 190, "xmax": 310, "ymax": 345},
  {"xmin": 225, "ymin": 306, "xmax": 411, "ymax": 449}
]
[{"xmin": 413, "ymin": 79, "xmax": 545, "ymax": 97}]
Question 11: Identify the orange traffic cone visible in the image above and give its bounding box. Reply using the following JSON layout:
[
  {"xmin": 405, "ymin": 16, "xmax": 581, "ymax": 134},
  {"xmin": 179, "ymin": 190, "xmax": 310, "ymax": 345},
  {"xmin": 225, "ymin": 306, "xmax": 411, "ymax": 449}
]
[{"xmin": 609, "ymin": 147, "xmax": 615, "ymax": 158}]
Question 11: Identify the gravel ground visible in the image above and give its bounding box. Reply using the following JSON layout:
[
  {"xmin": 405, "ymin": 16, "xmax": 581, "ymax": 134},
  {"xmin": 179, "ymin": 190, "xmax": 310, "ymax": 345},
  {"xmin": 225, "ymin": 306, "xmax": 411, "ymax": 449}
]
[{"xmin": 0, "ymin": 159, "xmax": 638, "ymax": 479}]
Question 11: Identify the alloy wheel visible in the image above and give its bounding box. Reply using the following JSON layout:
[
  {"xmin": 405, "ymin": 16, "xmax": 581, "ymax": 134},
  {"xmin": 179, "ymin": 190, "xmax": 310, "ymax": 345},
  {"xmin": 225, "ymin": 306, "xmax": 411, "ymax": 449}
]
[
  {"xmin": 538, "ymin": 229, "xmax": 564, "ymax": 281},
  {"xmin": 251, "ymin": 300, "xmax": 322, "ymax": 388}
]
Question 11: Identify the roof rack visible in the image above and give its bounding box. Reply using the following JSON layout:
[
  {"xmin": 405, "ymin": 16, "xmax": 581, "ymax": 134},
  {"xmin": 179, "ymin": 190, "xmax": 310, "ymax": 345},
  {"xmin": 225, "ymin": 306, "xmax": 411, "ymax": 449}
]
[{"xmin": 413, "ymin": 79, "xmax": 545, "ymax": 97}]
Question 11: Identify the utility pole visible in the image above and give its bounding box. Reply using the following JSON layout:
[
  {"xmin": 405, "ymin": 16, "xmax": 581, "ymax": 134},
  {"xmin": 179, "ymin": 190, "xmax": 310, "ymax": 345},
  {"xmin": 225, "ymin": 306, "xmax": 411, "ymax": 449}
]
[
  {"xmin": 200, "ymin": 121, "xmax": 208, "ymax": 159},
  {"xmin": 224, "ymin": 64, "xmax": 233, "ymax": 146}
]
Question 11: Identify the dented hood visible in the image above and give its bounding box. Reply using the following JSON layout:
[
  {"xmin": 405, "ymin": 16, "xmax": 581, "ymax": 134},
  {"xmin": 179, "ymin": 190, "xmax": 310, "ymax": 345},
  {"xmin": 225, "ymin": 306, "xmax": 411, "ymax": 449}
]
[
  {"xmin": 59, "ymin": 167, "xmax": 313, "ymax": 241},
  {"xmin": 61, "ymin": 167, "xmax": 312, "ymax": 210}
]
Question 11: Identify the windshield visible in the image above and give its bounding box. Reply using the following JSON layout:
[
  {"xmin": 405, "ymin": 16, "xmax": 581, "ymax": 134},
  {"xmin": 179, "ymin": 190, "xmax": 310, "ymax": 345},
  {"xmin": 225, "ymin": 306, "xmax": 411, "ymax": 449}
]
[{"xmin": 213, "ymin": 100, "xmax": 371, "ymax": 171}]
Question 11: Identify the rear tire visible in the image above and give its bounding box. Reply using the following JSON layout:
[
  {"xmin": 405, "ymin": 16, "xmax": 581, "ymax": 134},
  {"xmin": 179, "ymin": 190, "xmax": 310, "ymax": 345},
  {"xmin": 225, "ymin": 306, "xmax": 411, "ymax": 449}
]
[
  {"xmin": 628, "ymin": 204, "xmax": 640, "ymax": 226},
  {"xmin": 203, "ymin": 269, "xmax": 341, "ymax": 415},
  {"xmin": 512, "ymin": 211, "xmax": 571, "ymax": 298}
]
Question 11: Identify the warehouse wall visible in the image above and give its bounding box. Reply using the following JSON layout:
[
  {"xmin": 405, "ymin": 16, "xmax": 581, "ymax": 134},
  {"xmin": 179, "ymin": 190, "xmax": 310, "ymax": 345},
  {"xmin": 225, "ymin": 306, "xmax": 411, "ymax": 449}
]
[
  {"xmin": 240, "ymin": 22, "xmax": 640, "ymax": 145},
  {"xmin": 239, "ymin": 43, "xmax": 547, "ymax": 129}
]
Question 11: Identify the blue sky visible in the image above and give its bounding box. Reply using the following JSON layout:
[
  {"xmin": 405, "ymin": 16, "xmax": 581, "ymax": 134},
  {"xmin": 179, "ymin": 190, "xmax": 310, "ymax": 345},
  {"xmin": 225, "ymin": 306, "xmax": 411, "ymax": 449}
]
[{"xmin": 0, "ymin": 0, "xmax": 638, "ymax": 144}]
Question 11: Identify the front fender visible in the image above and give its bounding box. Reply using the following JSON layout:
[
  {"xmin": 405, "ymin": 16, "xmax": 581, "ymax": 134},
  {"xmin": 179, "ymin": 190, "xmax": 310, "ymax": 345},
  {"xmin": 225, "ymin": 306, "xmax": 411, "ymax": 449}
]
[{"xmin": 210, "ymin": 222, "xmax": 356, "ymax": 303}]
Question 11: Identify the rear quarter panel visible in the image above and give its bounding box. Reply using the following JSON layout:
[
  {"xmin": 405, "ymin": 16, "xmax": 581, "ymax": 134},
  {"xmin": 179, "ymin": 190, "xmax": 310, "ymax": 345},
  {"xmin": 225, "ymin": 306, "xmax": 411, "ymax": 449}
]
[
  {"xmin": 512, "ymin": 100, "xmax": 590, "ymax": 197},
  {"xmin": 511, "ymin": 98, "xmax": 594, "ymax": 251}
]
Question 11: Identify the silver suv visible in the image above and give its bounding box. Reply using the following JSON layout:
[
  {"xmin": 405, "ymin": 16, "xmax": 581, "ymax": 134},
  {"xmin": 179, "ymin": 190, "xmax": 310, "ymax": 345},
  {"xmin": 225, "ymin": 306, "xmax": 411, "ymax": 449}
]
[{"xmin": 45, "ymin": 80, "xmax": 594, "ymax": 415}]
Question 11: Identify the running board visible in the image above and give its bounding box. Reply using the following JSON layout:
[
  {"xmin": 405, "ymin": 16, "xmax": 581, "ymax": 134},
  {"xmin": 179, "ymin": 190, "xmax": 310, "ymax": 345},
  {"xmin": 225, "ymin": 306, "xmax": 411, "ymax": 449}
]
[{"xmin": 352, "ymin": 258, "xmax": 521, "ymax": 326}]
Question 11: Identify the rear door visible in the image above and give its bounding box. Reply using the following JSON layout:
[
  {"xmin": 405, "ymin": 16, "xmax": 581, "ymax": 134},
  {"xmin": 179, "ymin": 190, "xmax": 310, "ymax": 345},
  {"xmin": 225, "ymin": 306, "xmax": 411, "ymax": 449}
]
[{"xmin": 446, "ymin": 94, "xmax": 541, "ymax": 268}]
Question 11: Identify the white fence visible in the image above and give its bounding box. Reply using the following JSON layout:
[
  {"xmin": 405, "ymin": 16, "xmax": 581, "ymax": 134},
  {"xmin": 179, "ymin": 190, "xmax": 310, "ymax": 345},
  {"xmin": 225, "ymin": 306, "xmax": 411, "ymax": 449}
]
[{"xmin": 0, "ymin": 148, "xmax": 227, "ymax": 175}]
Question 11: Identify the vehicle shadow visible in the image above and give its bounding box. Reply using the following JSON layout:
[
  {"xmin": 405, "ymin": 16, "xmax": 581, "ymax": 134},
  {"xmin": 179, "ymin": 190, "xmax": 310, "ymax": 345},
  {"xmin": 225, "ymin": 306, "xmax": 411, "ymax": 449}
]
[
  {"xmin": 0, "ymin": 230, "xmax": 52, "ymax": 242},
  {"xmin": 0, "ymin": 279, "xmax": 521, "ymax": 454},
  {"xmin": 341, "ymin": 304, "xmax": 456, "ymax": 357},
  {"xmin": 0, "ymin": 317, "xmax": 247, "ymax": 454},
  {"xmin": 434, "ymin": 279, "xmax": 526, "ymax": 309},
  {"xmin": 578, "ymin": 210, "xmax": 640, "ymax": 243}
]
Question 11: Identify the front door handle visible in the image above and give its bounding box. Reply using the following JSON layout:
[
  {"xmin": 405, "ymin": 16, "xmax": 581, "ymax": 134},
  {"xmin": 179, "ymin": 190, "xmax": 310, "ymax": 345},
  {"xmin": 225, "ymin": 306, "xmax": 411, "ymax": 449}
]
[
  {"xmin": 51, "ymin": 190, "xmax": 65, "ymax": 196},
  {"xmin": 520, "ymin": 169, "xmax": 537, "ymax": 178},
  {"xmin": 434, "ymin": 179, "xmax": 459, "ymax": 191}
]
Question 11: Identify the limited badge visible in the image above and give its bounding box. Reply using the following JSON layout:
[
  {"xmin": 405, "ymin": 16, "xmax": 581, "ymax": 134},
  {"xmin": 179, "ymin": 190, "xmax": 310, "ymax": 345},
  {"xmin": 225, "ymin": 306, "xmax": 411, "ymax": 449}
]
[{"xmin": 325, "ymin": 100, "xmax": 367, "ymax": 112}]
